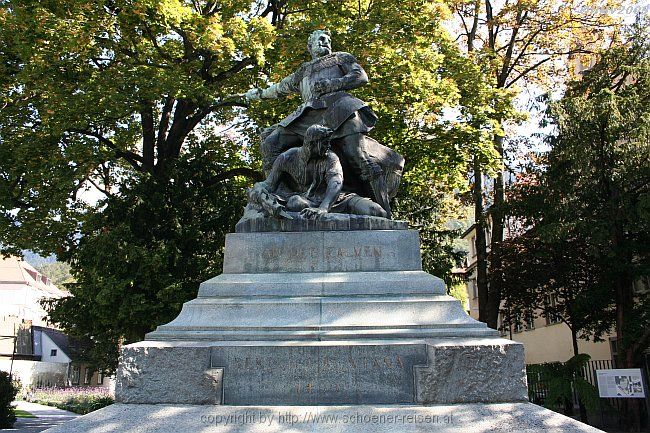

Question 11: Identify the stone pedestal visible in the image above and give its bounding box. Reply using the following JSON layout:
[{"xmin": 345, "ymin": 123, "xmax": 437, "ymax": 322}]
[
  {"xmin": 115, "ymin": 230, "xmax": 526, "ymax": 406},
  {"xmin": 43, "ymin": 229, "xmax": 605, "ymax": 433}
]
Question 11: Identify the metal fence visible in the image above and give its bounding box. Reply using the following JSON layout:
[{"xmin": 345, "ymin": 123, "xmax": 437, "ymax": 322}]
[{"xmin": 526, "ymin": 359, "xmax": 649, "ymax": 430}]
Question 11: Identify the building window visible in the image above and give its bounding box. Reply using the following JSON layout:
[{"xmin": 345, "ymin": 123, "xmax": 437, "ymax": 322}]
[
  {"xmin": 84, "ymin": 368, "xmax": 93, "ymax": 385},
  {"xmin": 633, "ymin": 276, "xmax": 649, "ymax": 295},
  {"xmin": 50, "ymin": 349, "xmax": 57, "ymax": 357},
  {"xmin": 497, "ymin": 315, "xmax": 508, "ymax": 337},
  {"xmin": 468, "ymin": 279, "xmax": 478, "ymax": 299},
  {"xmin": 70, "ymin": 365, "xmax": 80, "ymax": 385},
  {"xmin": 513, "ymin": 313, "xmax": 523, "ymax": 334},
  {"xmin": 525, "ymin": 311, "xmax": 535, "ymax": 331},
  {"xmin": 544, "ymin": 295, "xmax": 561, "ymax": 325},
  {"xmin": 97, "ymin": 372, "xmax": 103, "ymax": 385},
  {"xmin": 470, "ymin": 236, "xmax": 476, "ymax": 258},
  {"xmin": 512, "ymin": 311, "xmax": 534, "ymax": 333}
]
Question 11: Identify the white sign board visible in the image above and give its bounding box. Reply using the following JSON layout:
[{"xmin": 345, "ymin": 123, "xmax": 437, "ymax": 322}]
[{"xmin": 596, "ymin": 369, "xmax": 646, "ymax": 398}]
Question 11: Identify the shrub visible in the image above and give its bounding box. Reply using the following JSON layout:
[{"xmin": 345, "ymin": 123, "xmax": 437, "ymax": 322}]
[{"xmin": 0, "ymin": 371, "xmax": 18, "ymax": 428}]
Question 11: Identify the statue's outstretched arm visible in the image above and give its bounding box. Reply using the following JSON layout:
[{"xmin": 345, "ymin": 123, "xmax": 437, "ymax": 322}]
[
  {"xmin": 245, "ymin": 72, "xmax": 299, "ymax": 101},
  {"xmin": 319, "ymin": 172, "xmax": 343, "ymax": 212}
]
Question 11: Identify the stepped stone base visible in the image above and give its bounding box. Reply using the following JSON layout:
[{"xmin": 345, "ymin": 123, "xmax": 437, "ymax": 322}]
[
  {"xmin": 116, "ymin": 229, "xmax": 526, "ymax": 408},
  {"xmin": 145, "ymin": 231, "xmax": 497, "ymax": 342},
  {"xmin": 43, "ymin": 403, "xmax": 604, "ymax": 433}
]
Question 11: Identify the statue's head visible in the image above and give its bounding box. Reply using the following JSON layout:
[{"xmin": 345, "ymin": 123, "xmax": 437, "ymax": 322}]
[
  {"xmin": 307, "ymin": 29, "xmax": 332, "ymax": 59},
  {"xmin": 304, "ymin": 124, "xmax": 333, "ymax": 157}
]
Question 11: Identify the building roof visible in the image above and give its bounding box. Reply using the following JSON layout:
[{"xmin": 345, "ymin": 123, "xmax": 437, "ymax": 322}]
[
  {"xmin": 32, "ymin": 326, "xmax": 73, "ymax": 359},
  {"xmin": 0, "ymin": 256, "xmax": 67, "ymax": 297},
  {"xmin": 460, "ymin": 223, "xmax": 476, "ymax": 239}
]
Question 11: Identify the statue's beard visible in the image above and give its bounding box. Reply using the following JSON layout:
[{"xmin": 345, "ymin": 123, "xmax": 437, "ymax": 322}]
[{"xmin": 311, "ymin": 46, "xmax": 332, "ymax": 57}]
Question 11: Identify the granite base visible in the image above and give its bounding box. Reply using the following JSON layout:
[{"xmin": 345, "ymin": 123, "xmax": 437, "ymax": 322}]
[{"xmin": 42, "ymin": 403, "xmax": 604, "ymax": 433}]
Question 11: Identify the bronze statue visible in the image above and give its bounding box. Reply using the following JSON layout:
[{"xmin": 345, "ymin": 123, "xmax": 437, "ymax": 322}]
[
  {"xmin": 244, "ymin": 29, "xmax": 404, "ymax": 218},
  {"xmin": 249, "ymin": 125, "xmax": 388, "ymax": 222}
]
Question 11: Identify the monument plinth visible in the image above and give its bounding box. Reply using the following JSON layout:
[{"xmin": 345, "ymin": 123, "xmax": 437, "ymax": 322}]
[{"xmin": 114, "ymin": 229, "xmax": 526, "ymax": 407}]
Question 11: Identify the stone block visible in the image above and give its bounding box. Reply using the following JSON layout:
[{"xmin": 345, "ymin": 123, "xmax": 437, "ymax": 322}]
[
  {"xmin": 115, "ymin": 338, "xmax": 526, "ymax": 406},
  {"xmin": 415, "ymin": 339, "xmax": 528, "ymax": 404},
  {"xmin": 115, "ymin": 344, "xmax": 221, "ymax": 404},
  {"xmin": 222, "ymin": 230, "xmax": 421, "ymax": 274},
  {"xmin": 211, "ymin": 344, "xmax": 428, "ymax": 405},
  {"xmin": 235, "ymin": 214, "xmax": 408, "ymax": 233}
]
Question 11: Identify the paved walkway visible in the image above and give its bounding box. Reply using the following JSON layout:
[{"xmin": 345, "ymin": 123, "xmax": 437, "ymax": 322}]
[{"xmin": 7, "ymin": 401, "xmax": 78, "ymax": 433}]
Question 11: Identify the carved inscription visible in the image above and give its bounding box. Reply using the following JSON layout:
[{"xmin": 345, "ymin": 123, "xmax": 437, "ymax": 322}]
[
  {"xmin": 261, "ymin": 246, "xmax": 319, "ymax": 261},
  {"xmin": 211, "ymin": 345, "xmax": 427, "ymax": 405},
  {"xmin": 323, "ymin": 245, "xmax": 396, "ymax": 260}
]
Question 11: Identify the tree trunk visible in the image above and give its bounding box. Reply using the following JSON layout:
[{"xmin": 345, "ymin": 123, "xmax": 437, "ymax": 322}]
[
  {"xmin": 473, "ymin": 156, "xmax": 490, "ymax": 323},
  {"xmin": 571, "ymin": 326, "xmax": 579, "ymax": 357},
  {"xmin": 569, "ymin": 324, "xmax": 589, "ymax": 424},
  {"xmin": 486, "ymin": 133, "xmax": 505, "ymax": 329}
]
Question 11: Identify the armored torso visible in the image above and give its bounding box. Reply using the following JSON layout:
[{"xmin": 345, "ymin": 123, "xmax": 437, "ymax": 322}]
[{"xmin": 297, "ymin": 53, "xmax": 349, "ymax": 102}]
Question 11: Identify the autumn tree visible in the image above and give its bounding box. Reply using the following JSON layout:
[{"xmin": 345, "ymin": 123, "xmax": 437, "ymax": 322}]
[
  {"xmin": 1, "ymin": 0, "xmax": 502, "ymax": 369},
  {"xmin": 448, "ymin": 0, "xmax": 623, "ymax": 328}
]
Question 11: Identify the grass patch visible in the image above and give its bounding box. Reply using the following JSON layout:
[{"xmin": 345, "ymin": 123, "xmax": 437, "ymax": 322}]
[{"xmin": 14, "ymin": 409, "xmax": 36, "ymax": 418}]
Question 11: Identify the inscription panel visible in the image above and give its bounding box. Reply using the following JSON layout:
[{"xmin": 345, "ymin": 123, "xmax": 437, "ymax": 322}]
[
  {"xmin": 223, "ymin": 231, "xmax": 422, "ymax": 274},
  {"xmin": 211, "ymin": 344, "xmax": 428, "ymax": 405}
]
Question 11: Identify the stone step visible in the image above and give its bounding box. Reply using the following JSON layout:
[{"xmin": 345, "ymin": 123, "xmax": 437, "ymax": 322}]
[
  {"xmin": 198, "ymin": 270, "xmax": 446, "ymax": 297},
  {"xmin": 146, "ymin": 295, "xmax": 496, "ymax": 341},
  {"xmin": 42, "ymin": 402, "xmax": 606, "ymax": 433}
]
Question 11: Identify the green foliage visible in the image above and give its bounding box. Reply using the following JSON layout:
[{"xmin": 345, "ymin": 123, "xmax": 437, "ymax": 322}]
[
  {"xmin": 502, "ymin": 22, "xmax": 650, "ymax": 364},
  {"xmin": 528, "ymin": 354, "xmax": 600, "ymax": 414},
  {"xmin": 0, "ymin": 371, "xmax": 17, "ymax": 429},
  {"xmin": 448, "ymin": 281, "xmax": 469, "ymax": 308},
  {"xmin": 35, "ymin": 261, "xmax": 74, "ymax": 288},
  {"xmin": 44, "ymin": 142, "xmax": 247, "ymax": 370}
]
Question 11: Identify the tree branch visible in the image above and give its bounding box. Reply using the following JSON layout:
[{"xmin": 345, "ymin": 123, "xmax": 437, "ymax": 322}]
[
  {"xmin": 140, "ymin": 101, "xmax": 156, "ymax": 172},
  {"xmin": 87, "ymin": 176, "xmax": 113, "ymax": 198},
  {"xmin": 67, "ymin": 128, "xmax": 143, "ymax": 171},
  {"xmin": 210, "ymin": 57, "xmax": 255, "ymax": 83},
  {"xmin": 157, "ymin": 97, "xmax": 175, "ymax": 149},
  {"xmin": 204, "ymin": 167, "xmax": 264, "ymax": 186}
]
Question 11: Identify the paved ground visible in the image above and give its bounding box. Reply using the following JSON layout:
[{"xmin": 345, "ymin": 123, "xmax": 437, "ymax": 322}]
[
  {"xmin": 7, "ymin": 401, "xmax": 78, "ymax": 433},
  {"xmin": 42, "ymin": 402, "xmax": 606, "ymax": 433}
]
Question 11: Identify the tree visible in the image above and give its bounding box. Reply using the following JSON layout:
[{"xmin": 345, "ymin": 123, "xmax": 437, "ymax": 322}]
[
  {"xmin": 35, "ymin": 261, "xmax": 74, "ymax": 288},
  {"xmin": 2, "ymin": 0, "xmax": 499, "ymax": 370},
  {"xmin": 448, "ymin": 0, "xmax": 623, "ymax": 328},
  {"xmin": 500, "ymin": 231, "xmax": 613, "ymax": 358},
  {"xmin": 541, "ymin": 23, "xmax": 650, "ymax": 369},
  {"xmin": 0, "ymin": 0, "xmax": 271, "ymax": 256},
  {"xmin": 0, "ymin": 371, "xmax": 17, "ymax": 429},
  {"xmin": 501, "ymin": 23, "xmax": 650, "ymax": 429}
]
